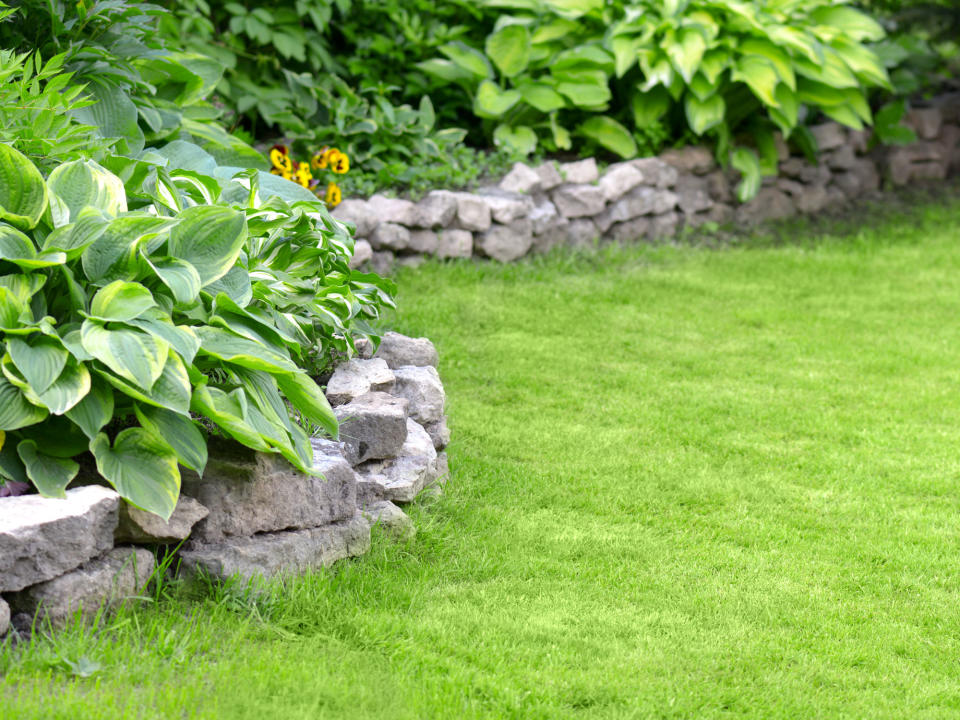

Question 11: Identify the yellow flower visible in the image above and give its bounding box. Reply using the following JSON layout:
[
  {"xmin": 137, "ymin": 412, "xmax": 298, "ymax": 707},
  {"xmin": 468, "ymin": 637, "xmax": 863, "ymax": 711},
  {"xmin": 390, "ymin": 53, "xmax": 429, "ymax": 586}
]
[
  {"xmin": 294, "ymin": 161, "xmax": 313, "ymax": 188},
  {"xmin": 327, "ymin": 148, "xmax": 349, "ymax": 174},
  {"xmin": 269, "ymin": 145, "xmax": 293, "ymax": 174},
  {"xmin": 324, "ymin": 182, "xmax": 342, "ymax": 208},
  {"xmin": 311, "ymin": 147, "xmax": 329, "ymax": 170}
]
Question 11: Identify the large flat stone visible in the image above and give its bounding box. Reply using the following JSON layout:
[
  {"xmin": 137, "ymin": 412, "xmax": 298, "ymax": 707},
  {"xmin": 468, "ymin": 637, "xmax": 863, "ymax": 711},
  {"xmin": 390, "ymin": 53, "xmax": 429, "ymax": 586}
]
[
  {"xmin": 392, "ymin": 365, "xmax": 445, "ymax": 424},
  {"xmin": 601, "ymin": 186, "xmax": 677, "ymax": 226},
  {"xmin": 478, "ymin": 220, "xmax": 533, "ymax": 262},
  {"xmin": 334, "ymin": 391, "xmax": 410, "ymax": 465},
  {"xmin": 10, "ymin": 546, "xmax": 154, "ymax": 628},
  {"xmin": 116, "ymin": 496, "xmax": 209, "ymax": 544},
  {"xmin": 552, "ymin": 184, "xmax": 606, "ymax": 218},
  {"xmin": 332, "ymin": 199, "xmax": 378, "ymax": 237},
  {"xmin": 630, "ymin": 158, "xmax": 678, "ymax": 187},
  {"xmin": 437, "ymin": 229, "xmax": 473, "ymax": 259},
  {"xmin": 355, "ymin": 419, "xmax": 438, "ymax": 504},
  {"xmin": 413, "ymin": 190, "xmax": 458, "ymax": 228},
  {"xmin": 375, "ymin": 332, "xmax": 439, "ymax": 368},
  {"xmin": 478, "ymin": 189, "xmax": 535, "ymax": 224},
  {"xmin": 660, "ymin": 146, "xmax": 716, "ymax": 174},
  {"xmin": 452, "ymin": 193, "xmax": 492, "ymax": 231},
  {"xmin": 181, "ymin": 438, "xmax": 357, "ymax": 543},
  {"xmin": 366, "ymin": 194, "xmax": 418, "ymax": 225},
  {"xmin": 598, "ymin": 163, "xmax": 644, "ymax": 201},
  {"xmin": 325, "ymin": 357, "xmax": 395, "ymax": 406},
  {"xmin": 0, "ymin": 485, "xmax": 118, "ymax": 593},
  {"xmin": 360, "ymin": 501, "xmax": 416, "ymax": 541},
  {"xmin": 499, "ymin": 162, "xmax": 542, "ymax": 194},
  {"xmin": 178, "ymin": 513, "xmax": 371, "ymax": 582},
  {"xmin": 559, "ymin": 158, "xmax": 599, "ymax": 184}
]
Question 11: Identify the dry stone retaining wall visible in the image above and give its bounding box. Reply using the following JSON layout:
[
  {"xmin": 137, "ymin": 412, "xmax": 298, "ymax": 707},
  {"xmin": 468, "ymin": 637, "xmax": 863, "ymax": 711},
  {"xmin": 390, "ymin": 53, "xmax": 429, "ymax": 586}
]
[
  {"xmin": 337, "ymin": 97, "xmax": 960, "ymax": 273},
  {"xmin": 0, "ymin": 332, "xmax": 448, "ymax": 637}
]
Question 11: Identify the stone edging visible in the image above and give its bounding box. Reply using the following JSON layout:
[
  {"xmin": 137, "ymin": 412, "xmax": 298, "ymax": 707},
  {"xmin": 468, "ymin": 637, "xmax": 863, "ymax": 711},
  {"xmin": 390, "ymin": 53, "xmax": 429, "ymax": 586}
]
[{"xmin": 335, "ymin": 96, "xmax": 960, "ymax": 272}]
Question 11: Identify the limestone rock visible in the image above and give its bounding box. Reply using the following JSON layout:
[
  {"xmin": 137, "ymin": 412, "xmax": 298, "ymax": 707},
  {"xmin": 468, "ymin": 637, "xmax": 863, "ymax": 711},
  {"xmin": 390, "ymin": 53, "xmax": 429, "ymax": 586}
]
[
  {"xmin": 375, "ymin": 332, "xmax": 440, "ymax": 368},
  {"xmin": 360, "ymin": 501, "xmax": 416, "ymax": 542},
  {"xmin": 552, "ymin": 184, "xmax": 606, "ymax": 218},
  {"xmin": 603, "ymin": 186, "xmax": 677, "ymax": 226},
  {"xmin": 534, "ymin": 162, "xmax": 564, "ymax": 190},
  {"xmin": 499, "ymin": 162, "xmax": 542, "ymax": 194},
  {"xmin": 413, "ymin": 191, "xmax": 458, "ymax": 228},
  {"xmin": 608, "ymin": 217, "xmax": 650, "ymax": 243},
  {"xmin": 179, "ymin": 513, "xmax": 371, "ymax": 582},
  {"xmin": 907, "ymin": 107, "xmax": 943, "ymax": 140},
  {"xmin": 660, "ymin": 146, "xmax": 716, "ymax": 174},
  {"xmin": 452, "ymin": 193, "xmax": 492, "ymax": 231},
  {"xmin": 559, "ymin": 158, "xmax": 599, "ymax": 184},
  {"xmin": 437, "ymin": 229, "xmax": 473, "ymax": 259},
  {"xmin": 370, "ymin": 222, "xmax": 410, "ymax": 252},
  {"xmin": 116, "ymin": 496, "xmax": 209, "ymax": 544},
  {"xmin": 478, "ymin": 188, "xmax": 535, "ymax": 223},
  {"xmin": 0, "ymin": 485, "xmax": 118, "ymax": 593},
  {"xmin": 332, "ymin": 199, "xmax": 378, "ymax": 237},
  {"xmin": 736, "ymin": 188, "xmax": 795, "ymax": 225},
  {"xmin": 598, "ymin": 163, "xmax": 644, "ymax": 201},
  {"xmin": 370, "ymin": 250, "xmax": 394, "ymax": 276},
  {"xmin": 650, "ymin": 212, "xmax": 680, "ymax": 239},
  {"xmin": 181, "ymin": 438, "xmax": 358, "ymax": 543},
  {"xmin": 478, "ymin": 220, "xmax": 533, "ymax": 262},
  {"xmin": 630, "ymin": 157, "xmax": 678, "ymax": 187},
  {"xmin": 532, "ymin": 225, "xmax": 568, "ymax": 254},
  {"xmin": 334, "ymin": 392, "xmax": 410, "ymax": 466},
  {"xmin": 355, "ymin": 419, "xmax": 438, "ymax": 504},
  {"xmin": 326, "ymin": 357, "xmax": 396, "ymax": 406},
  {"xmin": 780, "ymin": 158, "xmax": 832, "ymax": 185},
  {"xmin": 424, "ymin": 416, "xmax": 451, "ymax": 450},
  {"xmin": 10, "ymin": 547, "xmax": 154, "ymax": 628},
  {"xmin": 529, "ymin": 199, "xmax": 563, "ymax": 234},
  {"xmin": 0, "ymin": 598, "xmax": 8, "ymax": 636},
  {"xmin": 675, "ymin": 175, "xmax": 713, "ymax": 215},
  {"xmin": 349, "ymin": 239, "xmax": 373, "ymax": 270},
  {"xmin": 392, "ymin": 365, "xmax": 445, "ymax": 424},
  {"xmin": 795, "ymin": 185, "xmax": 830, "ymax": 214},
  {"xmin": 566, "ymin": 218, "xmax": 599, "ymax": 248},
  {"xmin": 810, "ymin": 122, "xmax": 847, "ymax": 151},
  {"xmin": 407, "ymin": 229, "xmax": 440, "ymax": 255},
  {"xmin": 705, "ymin": 170, "xmax": 733, "ymax": 203},
  {"xmin": 825, "ymin": 145, "xmax": 858, "ymax": 171},
  {"xmin": 366, "ymin": 194, "xmax": 418, "ymax": 225}
]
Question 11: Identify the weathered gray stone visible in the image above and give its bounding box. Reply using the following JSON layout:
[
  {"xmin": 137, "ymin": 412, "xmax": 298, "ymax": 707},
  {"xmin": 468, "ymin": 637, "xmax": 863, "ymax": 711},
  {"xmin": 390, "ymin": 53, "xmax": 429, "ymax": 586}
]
[
  {"xmin": 887, "ymin": 143, "xmax": 948, "ymax": 185},
  {"xmin": 529, "ymin": 199, "xmax": 563, "ymax": 234},
  {"xmin": 850, "ymin": 128, "xmax": 872, "ymax": 154},
  {"xmin": 370, "ymin": 222, "xmax": 410, "ymax": 252},
  {"xmin": 704, "ymin": 171, "xmax": 733, "ymax": 203},
  {"xmin": 598, "ymin": 163, "xmax": 644, "ymax": 201},
  {"xmin": 349, "ymin": 239, "xmax": 373, "ymax": 270},
  {"xmin": 424, "ymin": 416, "xmax": 451, "ymax": 450},
  {"xmin": 686, "ymin": 203, "xmax": 736, "ymax": 229},
  {"xmin": 0, "ymin": 485, "xmax": 118, "ymax": 593},
  {"xmin": 0, "ymin": 598, "xmax": 8, "ymax": 636},
  {"xmin": 181, "ymin": 438, "xmax": 357, "ymax": 543},
  {"xmin": 608, "ymin": 217, "xmax": 651, "ymax": 243},
  {"xmin": 355, "ymin": 419, "xmax": 438, "ymax": 504},
  {"xmin": 360, "ymin": 501, "xmax": 416, "ymax": 541},
  {"xmin": 478, "ymin": 188, "xmax": 535, "ymax": 223},
  {"xmin": 398, "ymin": 255, "xmax": 426, "ymax": 270},
  {"xmin": 10, "ymin": 547, "xmax": 154, "ymax": 628},
  {"xmin": 825, "ymin": 145, "xmax": 858, "ymax": 170},
  {"xmin": 407, "ymin": 229, "xmax": 440, "ymax": 255},
  {"xmin": 795, "ymin": 185, "xmax": 830, "ymax": 214},
  {"xmin": 650, "ymin": 212, "xmax": 680, "ymax": 239},
  {"xmin": 370, "ymin": 250, "xmax": 394, "ymax": 276},
  {"xmin": 332, "ymin": 199, "xmax": 378, "ymax": 237},
  {"xmin": 780, "ymin": 158, "xmax": 832, "ymax": 185},
  {"xmin": 326, "ymin": 357, "xmax": 396, "ymax": 406},
  {"xmin": 552, "ymin": 184, "xmax": 606, "ymax": 218},
  {"xmin": 499, "ymin": 162, "xmax": 542, "ymax": 194},
  {"xmin": 532, "ymin": 224, "xmax": 568, "ymax": 254},
  {"xmin": 907, "ymin": 107, "xmax": 943, "ymax": 140},
  {"xmin": 810, "ymin": 122, "xmax": 847, "ymax": 151},
  {"xmin": 660, "ymin": 146, "xmax": 716, "ymax": 174},
  {"xmin": 675, "ymin": 175, "xmax": 713, "ymax": 215},
  {"xmin": 773, "ymin": 131, "xmax": 791, "ymax": 161},
  {"xmin": 116, "ymin": 496, "xmax": 208, "ymax": 544},
  {"xmin": 630, "ymin": 157, "xmax": 678, "ymax": 187},
  {"xmin": 602, "ymin": 186, "xmax": 677, "ymax": 226},
  {"xmin": 559, "ymin": 158, "xmax": 599, "ymax": 184},
  {"xmin": 334, "ymin": 392, "xmax": 410, "ymax": 466},
  {"xmin": 355, "ymin": 337, "xmax": 374, "ymax": 359},
  {"xmin": 375, "ymin": 332, "xmax": 439, "ymax": 369},
  {"xmin": 392, "ymin": 365, "xmax": 445, "ymax": 424},
  {"xmin": 478, "ymin": 220, "xmax": 533, "ymax": 262},
  {"xmin": 776, "ymin": 177, "xmax": 806, "ymax": 198},
  {"xmin": 413, "ymin": 191, "xmax": 458, "ymax": 228},
  {"xmin": 179, "ymin": 513, "xmax": 370, "ymax": 582},
  {"xmin": 535, "ymin": 162, "xmax": 564, "ymax": 190},
  {"xmin": 566, "ymin": 218, "xmax": 599, "ymax": 248},
  {"xmin": 436, "ymin": 229, "xmax": 473, "ymax": 259},
  {"xmin": 736, "ymin": 188, "xmax": 796, "ymax": 225},
  {"xmin": 452, "ymin": 192, "xmax": 492, "ymax": 231},
  {"xmin": 366, "ymin": 194, "xmax": 418, "ymax": 225}
]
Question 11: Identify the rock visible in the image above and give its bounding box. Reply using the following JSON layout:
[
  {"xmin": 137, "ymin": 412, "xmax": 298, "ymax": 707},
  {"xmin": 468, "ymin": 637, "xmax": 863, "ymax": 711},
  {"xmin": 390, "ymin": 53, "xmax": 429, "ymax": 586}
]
[
  {"xmin": 835, "ymin": 159, "xmax": 880, "ymax": 196},
  {"xmin": 630, "ymin": 157, "xmax": 678, "ymax": 187},
  {"xmin": 907, "ymin": 107, "xmax": 943, "ymax": 140},
  {"xmin": 395, "ymin": 255, "xmax": 425, "ymax": 269},
  {"xmin": 773, "ymin": 131, "xmax": 791, "ymax": 161},
  {"xmin": 601, "ymin": 186, "xmax": 677, "ymax": 226},
  {"xmin": 887, "ymin": 144, "xmax": 947, "ymax": 185},
  {"xmin": 116, "ymin": 496, "xmax": 208, "ymax": 544},
  {"xmin": 736, "ymin": 188, "xmax": 795, "ymax": 225},
  {"xmin": 436, "ymin": 229, "xmax": 473, "ymax": 259},
  {"xmin": 360, "ymin": 501, "xmax": 416, "ymax": 541},
  {"xmin": 795, "ymin": 185, "xmax": 830, "ymax": 214},
  {"xmin": 10, "ymin": 547, "xmax": 154, "ymax": 628},
  {"xmin": 392, "ymin": 365, "xmax": 445, "ymax": 424},
  {"xmin": 370, "ymin": 222, "xmax": 410, "ymax": 252},
  {"xmin": 780, "ymin": 158, "xmax": 832, "ymax": 185},
  {"xmin": 375, "ymin": 332, "xmax": 440, "ymax": 368},
  {"xmin": 355, "ymin": 337, "xmax": 374, "ymax": 359},
  {"xmin": 705, "ymin": 171, "xmax": 733, "ymax": 203},
  {"xmin": 326, "ymin": 357, "xmax": 396, "ymax": 406},
  {"xmin": 413, "ymin": 190, "xmax": 458, "ymax": 229},
  {"xmin": 529, "ymin": 199, "xmax": 563, "ymax": 234},
  {"xmin": 559, "ymin": 158, "xmax": 598, "ymax": 184},
  {"xmin": 597, "ymin": 163, "xmax": 644, "ymax": 201},
  {"xmin": 551, "ymin": 184, "xmax": 606, "ymax": 218},
  {"xmin": 0, "ymin": 598, "xmax": 8, "ymax": 636},
  {"xmin": 332, "ymin": 199, "xmax": 378, "ymax": 238},
  {"xmin": 776, "ymin": 178, "xmax": 806, "ymax": 198},
  {"xmin": 908, "ymin": 162, "xmax": 948, "ymax": 181},
  {"xmin": 660, "ymin": 146, "xmax": 716, "ymax": 174},
  {"xmin": 369, "ymin": 250, "xmax": 394, "ymax": 276},
  {"xmin": 179, "ymin": 513, "xmax": 370, "ymax": 582},
  {"xmin": 478, "ymin": 220, "xmax": 533, "ymax": 262},
  {"xmin": 566, "ymin": 218, "xmax": 599, "ymax": 248},
  {"xmin": 366, "ymin": 194, "xmax": 418, "ymax": 226},
  {"xmin": 674, "ymin": 175, "xmax": 713, "ymax": 215},
  {"xmin": 532, "ymin": 225, "xmax": 568, "ymax": 254},
  {"xmin": 407, "ymin": 229, "xmax": 439, "ymax": 255},
  {"xmin": 452, "ymin": 193, "xmax": 492, "ymax": 231},
  {"xmin": 825, "ymin": 145, "xmax": 858, "ymax": 170},
  {"xmin": 355, "ymin": 419, "xmax": 438, "ymax": 504},
  {"xmin": 424, "ymin": 416, "xmax": 451, "ymax": 450},
  {"xmin": 334, "ymin": 392, "xmax": 410, "ymax": 466},
  {"xmin": 181, "ymin": 438, "xmax": 357, "ymax": 543},
  {"xmin": 499, "ymin": 162, "xmax": 542, "ymax": 194},
  {"xmin": 534, "ymin": 162, "xmax": 564, "ymax": 190},
  {"xmin": 0, "ymin": 485, "xmax": 118, "ymax": 593},
  {"xmin": 478, "ymin": 188, "xmax": 535, "ymax": 224},
  {"xmin": 850, "ymin": 128, "xmax": 872, "ymax": 154},
  {"xmin": 810, "ymin": 122, "xmax": 847, "ymax": 151},
  {"xmin": 608, "ymin": 217, "xmax": 651, "ymax": 243},
  {"xmin": 650, "ymin": 212, "xmax": 680, "ymax": 239},
  {"xmin": 349, "ymin": 239, "xmax": 373, "ymax": 270}
]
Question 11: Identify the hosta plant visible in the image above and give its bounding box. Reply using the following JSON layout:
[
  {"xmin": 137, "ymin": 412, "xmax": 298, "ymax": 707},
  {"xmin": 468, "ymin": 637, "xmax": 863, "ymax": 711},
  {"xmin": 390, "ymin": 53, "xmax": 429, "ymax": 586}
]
[{"xmin": 0, "ymin": 142, "xmax": 394, "ymax": 519}]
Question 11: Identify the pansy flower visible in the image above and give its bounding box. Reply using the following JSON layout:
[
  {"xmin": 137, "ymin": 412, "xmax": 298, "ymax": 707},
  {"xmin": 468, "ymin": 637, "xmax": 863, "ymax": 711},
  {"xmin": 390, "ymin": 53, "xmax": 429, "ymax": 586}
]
[
  {"xmin": 326, "ymin": 148, "xmax": 350, "ymax": 174},
  {"xmin": 294, "ymin": 161, "xmax": 313, "ymax": 188},
  {"xmin": 269, "ymin": 144, "xmax": 293, "ymax": 174},
  {"xmin": 324, "ymin": 182, "xmax": 342, "ymax": 208}
]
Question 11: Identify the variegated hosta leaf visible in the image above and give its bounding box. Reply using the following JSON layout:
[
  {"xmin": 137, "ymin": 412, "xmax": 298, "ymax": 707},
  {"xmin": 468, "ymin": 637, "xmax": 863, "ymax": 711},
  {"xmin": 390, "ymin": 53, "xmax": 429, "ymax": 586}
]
[
  {"xmin": 0, "ymin": 143, "xmax": 48, "ymax": 230},
  {"xmin": 90, "ymin": 428, "xmax": 180, "ymax": 521},
  {"xmin": 17, "ymin": 439, "xmax": 78, "ymax": 498},
  {"xmin": 46, "ymin": 159, "xmax": 127, "ymax": 228},
  {"xmin": 80, "ymin": 319, "xmax": 169, "ymax": 390}
]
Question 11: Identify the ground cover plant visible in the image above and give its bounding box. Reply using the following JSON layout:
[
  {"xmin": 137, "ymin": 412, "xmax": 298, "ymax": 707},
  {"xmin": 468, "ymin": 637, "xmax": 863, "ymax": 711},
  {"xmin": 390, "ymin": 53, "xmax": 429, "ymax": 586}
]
[{"xmin": 4, "ymin": 198, "xmax": 960, "ymax": 717}]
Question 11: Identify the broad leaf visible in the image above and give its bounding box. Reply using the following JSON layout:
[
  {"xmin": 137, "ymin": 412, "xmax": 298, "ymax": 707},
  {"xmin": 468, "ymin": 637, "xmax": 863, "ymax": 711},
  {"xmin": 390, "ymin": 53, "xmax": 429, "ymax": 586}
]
[
  {"xmin": 685, "ymin": 93, "xmax": 726, "ymax": 135},
  {"xmin": 276, "ymin": 371, "xmax": 339, "ymax": 438},
  {"xmin": 486, "ymin": 25, "xmax": 531, "ymax": 78},
  {"xmin": 46, "ymin": 159, "xmax": 127, "ymax": 228},
  {"xmin": 196, "ymin": 326, "xmax": 298, "ymax": 373},
  {"xmin": 89, "ymin": 281, "xmax": 156, "ymax": 322},
  {"xmin": 135, "ymin": 404, "xmax": 208, "ymax": 475},
  {"xmin": 37, "ymin": 358, "xmax": 91, "ymax": 415},
  {"xmin": 91, "ymin": 428, "xmax": 180, "ymax": 520},
  {"xmin": 579, "ymin": 116, "xmax": 637, "ymax": 158},
  {"xmin": 167, "ymin": 205, "xmax": 247, "ymax": 287},
  {"xmin": 731, "ymin": 147, "xmax": 762, "ymax": 202},
  {"xmin": 439, "ymin": 41, "xmax": 493, "ymax": 79},
  {"xmin": 0, "ymin": 374, "xmax": 47, "ymax": 430},
  {"xmin": 144, "ymin": 255, "xmax": 202, "ymax": 305},
  {"xmin": 65, "ymin": 374, "xmax": 114, "ymax": 439},
  {"xmin": 6, "ymin": 335, "xmax": 68, "ymax": 395},
  {"xmin": 80, "ymin": 319, "xmax": 169, "ymax": 390},
  {"xmin": 474, "ymin": 80, "xmax": 521, "ymax": 119},
  {"xmin": 0, "ymin": 143, "xmax": 48, "ymax": 230},
  {"xmin": 17, "ymin": 439, "xmax": 78, "ymax": 498},
  {"xmin": 0, "ymin": 224, "xmax": 66, "ymax": 270},
  {"xmin": 493, "ymin": 125, "xmax": 538, "ymax": 155}
]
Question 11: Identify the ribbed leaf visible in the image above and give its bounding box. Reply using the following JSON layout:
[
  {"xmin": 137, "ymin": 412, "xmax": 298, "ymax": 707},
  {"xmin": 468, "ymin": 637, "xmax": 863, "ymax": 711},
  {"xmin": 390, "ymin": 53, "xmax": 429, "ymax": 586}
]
[
  {"xmin": 276, "ymin": 371, "xmax": 339, "ymax": 437},
  {"xmin": 474, "ymin": 80, "xmax": 521, "ymax": 119},
  {"xmin": 685, "ymin": 93, "xmax": 726, "ymax": 135},
  {"xmin": 0, "ymin": 143, "xmax": 48, "ymax": 230},
  {"xmin": 89, "ymin": 280, "xmax": 156, "ymax": 322},
  {"xmin": 80, "ymin": 319, "xmax": 169, "ymax": 390},
  {"xmin": 486, "ymin": 25, "xmax": 531, "ymax": 78},
  {"xmin": 65, "ymin": 374, "xmax": 114, "ymax": 439},
  {"xmin": 6, "ymin": 336, "xmax": 68, "ymax": 395},
  {"xmin": 46, "ymin": 159, "xmax": 127, "ymax": 228},
  {"xmin": 196, "ymin": 326, "xmax": 299, "ymax": 374},
  {"xmin": 0, "ymin": 374, "xmax": 47, "ymax": 430},
  {"xmin": 91, "ymin": 428, "xmax": 180, "ymax": 520},
  {"xmin": 579, "ymin": 116, "xmax": 638, "ymax": 158},
  {"xmin": 135, "ymin": 404, "xmax": 207, "ymax": 475},
  {"xmin": 17, "ymin": 439, "xmax": 78, "ymax": 498},
  {"xmin": 167, "ymin": 205, "xmax": 247, "ymax": 287}
]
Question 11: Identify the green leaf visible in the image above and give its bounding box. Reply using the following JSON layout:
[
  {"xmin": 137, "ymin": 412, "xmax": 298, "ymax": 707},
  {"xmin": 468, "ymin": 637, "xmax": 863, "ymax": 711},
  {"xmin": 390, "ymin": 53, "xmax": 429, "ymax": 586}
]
[
  {"xmin": 80, "ymin": 320, "xmax": 169, "ymax": 391},
  {"xmin": 733, "ymin": 56, "xmax": 781, "ymax": 108},
  {"xmin": 37, "ymin": 358, "xmax": 91, "ymax": 415},
  {"xmin": 135, "ymin": 404, "xmax": 207, "ymax": 475},
  {"xmin": 555, "ymin": 80, "xmax": 611, "ymax": 109},
  {"xmin": 486, "ymin": 25, "xmax": 531, "ymax": 78},
  {"xmin": 71, "ymin": 80, "xmax": 145, "ymax": 156},
  {"xmin": 46, "ymin": 160, "xmax": 127, "ymax": 228},
  {"xmin": 0, "ymin": 143, "xmax": 48, "ymax": 230},
  {"xmin": 632, "ymin": 86, "xmax": 672, "ymax": 128},
  {"xmin": 96, "ymin": 350, "xmax": 191, "ymax": 415},
  {"xmin": 731, "ymin": 148, "xmax": 762, "ymax": 203},
  {"xmin": 66, "ymin": 374, "xmax": 114, "ymax": 439},
  {"xmin": 276, "ymin": 372, "xmax": 338, "ymax": 438},
  {"xmin": 684, "ymin": 93, "xmax": 726, "ymax": 136},
  {"xmin": 439, "ymin": 42, "xmax": 493, "ymax": 79},
  {"xmin": 740, "ymin": 39, "xmax": 795, "ymax": 90},
  {"xmin": 195, "ymin": 326, "xmax": 298, "ymax": 374},
  {"xmin": 0, "ymin": 224, "xmax": 65, "ymax": 270},
  {"xmin": 91, "ymin": 428, "xmax": 180, "ymax": 520},
  {"xmin": 17, "ymin": 439, "xmax": 78, "ymax": 498},
  {"xmin": 550, "ymin": 113, "xmax": 572, "ymax": 150},
  {"xmin": 493, "ymin": 125, "xmax": 538, "ymax": 156},
  {"xmin": 90, "ymin": 281, "xmax": 156, "ymax": 323},
  {"xmin": 0, "ymin": 374, "xmax": 47, "ymax": 430},
  {"xmin": 126, "ymin": 311, "xmax": 200, "ymax": 364},
  {"xmin": 699, "ymin": 48, "xmax": 729, "ymax": 85},
  {"xmin": 191, "ymin": 385, "xmax": 271, "ymax": 452},
  {"xmin": 518, "ymin": 84, "xmax": 566, "ymax": 113},
  {"xmin": 810, "ymin": 6, "xmax": 885, "ymax": 43},
  {"xmin": 6, "ymin": 336, "xmax": 68, "ymax": 395},
  {"xmin": 415, "ymin": 59, "xmax": 474, "ymax": 84},
  {"xmin": 81, "ymin": 215, "xmax": 176, "ymax": 284},
  {"xmin": 143, "ymin": 256, "xmax": 202, "ymax": 305},
  {"xmin": 874, "ymin": 100, "xmax": 917, "ymax": 146},
  {"xmin": 167, "ymin": 205, "xmax": 247, "ymax": 288},
  {"xmin": 666, "ymin": 26, "xmax": 707, "ymax": 83},
  {"xmin": 474, "ymin": 80, "xmax": 521, "ymax": 119},
  {"xmin": 579, "ymin": 116, "xmax": 638, "ymax": 158}
]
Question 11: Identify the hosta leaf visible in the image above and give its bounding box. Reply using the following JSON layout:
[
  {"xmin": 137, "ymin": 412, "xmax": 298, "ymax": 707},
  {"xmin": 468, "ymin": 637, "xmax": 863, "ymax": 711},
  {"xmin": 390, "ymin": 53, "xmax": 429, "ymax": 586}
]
[
  {"xmin": 37, "ymin": 359, "xmax": 91, "ymax": 415},
  {"xmin": 46, "ymin": 159, "xmax": 127, "ymax": 228},
  {"xmin": 81, "ymin": 320, "xmax": 169, "ymax": 390},
  {"xmin": 699, "ymin": 48, "xmax": 729, "ymax": 85},
  {"xmin": 518, "ymin": 83, "xmax": 566, "ymax": 113},
  {"xmin": 143, "ymin": 255, "xmax": 202, "ymax": 305},
  {"xmin": 555, "ymin": 81, "xmax": 611, "ymax": 109},
  {"xmin": 733, "ymin": 56, "xmax": 780, "ymax": 108},
  {"xmin": 486, "ymin": 25, "xmax": 530, "ymax": 78},
  {"xmin": 415, "ymin": 59, "xmax": 474, "ymax": 84},
  {"xmin": 474, "ymin": 80, "xmax": 521, "ymax": 119},
  {"xmin": 126, "ymin": 311, "xmax": 200, "ymax": 364},
  {"xmin": 0, "ymin": 224, "xmax": 66, "ymax": 270},
  {"xmin": 17, "ymin": 439, "xmax": 78, "ymax": 498},
  {"xmin": 731, "ymin": 147, "xmax": 762, "ymax": 202},
  {"xmin": 195, "ymin": 326, "xmax": 298, "ymax": 374},
  {"xmin": 81, "ymin": 215, "xmax": 176, "ymax": 284},
  {"xmin": 579, "ymin": 116, "xmax": 638, "ymax": 158},
  {"xmin": 0, "ymin": 374, "xmax": 47, "ymax": 430},
  {"xmin": 493, "ymin": 124, "xmax": 538, "ymax": 156},
  {"xmin": 0, "ymin": 143, "xmax": 48, "ymax": 230},
  {"xmin": 134, "ymin": 404, "xmax": 207, "ymax": 475},
  {"xmin": 6, "ymin": 336, "xmax": 68, "ymax": 395},
  {"xmin": 72, "ymin": 80, "xmax": 145, "ymax": 156},
  {"xmin": 91, "ymin": 428, "xmax": 180, "ymax": 520},
  {"xmin": 550, "ymin": 113, "xmax": 572, "ymax": 150},
  {"xmin": 632, "ymin": 86, "xmax": 672, "ymax": 128},
  {"xmin": 167, "ymin": 205, "xmax": 247, "ymax": 288},
  {"xmin": 96, "ymin": 350, "xmax": 191, "ymax": 415},
  {"xmin": 276, "ymin": 371, "xmax": 339, "ymax": 438},
  {"xmin": 740, "ymin": 38, "xmax": 795, "ymax": 90},
  {"xmin": 666, "ymin": 26, "xmax": 707, "ymax": 83},
  {"xmin": 89, "ymin": 281, "xmax": 156, "ymax": 323},
  {"xmin": 204, "ymin": 265, "xmax": 252, "ymax": 306},
  {"xmin": 65, "ymin": 374, "xmax": 114, "ymax": 439},
  {"xmin": 684, "ymin": 93, "xmax": 726, "ymax": 135},
  {"xmin": 191, "ymin": 385, "xmax": 271, "ymax": 451},
  {"xmin": 43, "ymin": 208, "xmax": 110, "ymax": 259},
  {"xmin": 439, "ymin": 41, "xmax": 492, "ymax": 79},
  {"xmin": 612, "ymin": 36, "xmax": 642, "ymax": 78},
  {"xmin": 810, "ymin": 6, "xmax": 885, "ymax": 43}
]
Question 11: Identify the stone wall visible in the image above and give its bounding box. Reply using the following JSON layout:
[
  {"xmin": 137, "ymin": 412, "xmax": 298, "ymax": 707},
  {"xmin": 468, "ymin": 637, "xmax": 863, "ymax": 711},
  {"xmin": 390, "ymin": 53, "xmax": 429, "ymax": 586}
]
[
  {"xmin": 0, "ymin": 332, "xmax": 448, "ymax": 637},
  {"xmin": 336, "ymin": 97, "xmax": 960, "ymax": 273}
]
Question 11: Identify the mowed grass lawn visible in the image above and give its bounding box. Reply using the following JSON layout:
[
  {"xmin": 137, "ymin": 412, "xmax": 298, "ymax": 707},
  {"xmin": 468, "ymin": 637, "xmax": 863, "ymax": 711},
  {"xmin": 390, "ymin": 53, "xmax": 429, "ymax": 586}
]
[{"xmin": 5, "ymin": 200, "xmax": 960, "ymax": 719}]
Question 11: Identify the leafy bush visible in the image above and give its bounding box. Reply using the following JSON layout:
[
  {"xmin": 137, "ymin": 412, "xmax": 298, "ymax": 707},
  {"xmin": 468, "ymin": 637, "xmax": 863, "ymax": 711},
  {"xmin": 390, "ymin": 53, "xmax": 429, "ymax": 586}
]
[{"xmin": 0, "ymin": 141, "xmax": 394, "ymax": 518}]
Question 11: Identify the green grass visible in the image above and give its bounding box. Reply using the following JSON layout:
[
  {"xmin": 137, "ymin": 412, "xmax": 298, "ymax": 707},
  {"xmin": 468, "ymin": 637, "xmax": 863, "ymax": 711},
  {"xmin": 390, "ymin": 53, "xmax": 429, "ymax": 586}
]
[{"xmin": 5, "ymin": 200, "xmax": 960, "ymax": 718}]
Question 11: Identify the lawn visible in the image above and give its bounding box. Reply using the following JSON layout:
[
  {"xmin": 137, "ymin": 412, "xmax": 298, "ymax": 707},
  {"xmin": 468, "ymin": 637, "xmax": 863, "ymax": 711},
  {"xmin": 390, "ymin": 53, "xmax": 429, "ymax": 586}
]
[{"xmin": 5, "ymin": 200, "xmax": 960, "ymax": 719}]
